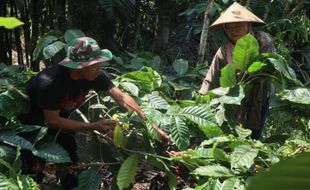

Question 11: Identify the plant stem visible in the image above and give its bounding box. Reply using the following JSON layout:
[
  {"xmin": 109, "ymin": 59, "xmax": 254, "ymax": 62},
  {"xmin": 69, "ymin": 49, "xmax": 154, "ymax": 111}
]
[{"xmin": 123, "ymin": 148, "xmax": 171, "ymax": 161}]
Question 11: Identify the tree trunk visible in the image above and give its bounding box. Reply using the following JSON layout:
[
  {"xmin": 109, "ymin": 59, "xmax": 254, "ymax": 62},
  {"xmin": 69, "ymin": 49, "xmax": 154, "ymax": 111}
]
[
  {"xmin": 152, "ymin": 0, "xmax": 171, "ymax": 54},
  {"xmin": 13, "ymin": 0, "xmax": 24, "ymax": 65},
  {"xmin": 0, "ymin": 0, "xmax": 7, "ymax": 64},
  {"xmin": 197, "ymin": 0, "xmax": 214, "ymax": 65},
  {"xmin": 29, "ymin": 0, "xmax": 43, "ymax": 71}
]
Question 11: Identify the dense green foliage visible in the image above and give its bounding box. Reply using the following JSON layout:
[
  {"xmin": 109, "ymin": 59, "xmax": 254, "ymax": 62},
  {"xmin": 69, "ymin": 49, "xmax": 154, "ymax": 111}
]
[{"xmin": 0, "ymin": 0, "xmax": 309, "ymax": 189}]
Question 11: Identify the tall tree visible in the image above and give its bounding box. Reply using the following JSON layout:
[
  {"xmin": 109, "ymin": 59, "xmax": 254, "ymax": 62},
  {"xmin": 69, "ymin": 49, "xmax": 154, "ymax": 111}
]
[{"xmin": 197, "ymin": 0, "xmax": 214, "ymax": 64}]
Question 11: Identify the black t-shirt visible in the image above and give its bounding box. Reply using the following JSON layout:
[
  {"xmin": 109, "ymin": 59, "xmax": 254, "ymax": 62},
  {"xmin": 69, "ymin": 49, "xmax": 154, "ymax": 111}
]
[{"xmin": 20, "ymin": 64, "xmax": 114, "ymax": 125}]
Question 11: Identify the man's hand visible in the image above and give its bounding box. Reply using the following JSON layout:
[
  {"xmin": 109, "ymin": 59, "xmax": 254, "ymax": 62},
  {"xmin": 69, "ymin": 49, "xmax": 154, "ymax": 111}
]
[
  {"xmin": 93, "ymin": 119, "xmax": 118, "ymax": 134},
  {"xmin": 108, "ymin": 87, "xmax": 147, "ymax": 120},
  {"xmin": 108, "ymin": 87, "xmax": 170, "ymax": 144}
]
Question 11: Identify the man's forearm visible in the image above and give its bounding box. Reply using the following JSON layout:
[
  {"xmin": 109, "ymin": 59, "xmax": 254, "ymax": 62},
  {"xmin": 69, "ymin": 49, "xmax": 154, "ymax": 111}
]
[{"xmin": 108, "ymin": 87, "xmax": 145, "ymax": 119}]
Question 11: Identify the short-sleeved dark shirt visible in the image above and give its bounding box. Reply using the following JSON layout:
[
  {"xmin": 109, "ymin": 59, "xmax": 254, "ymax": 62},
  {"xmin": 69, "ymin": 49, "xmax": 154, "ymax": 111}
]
[{"xmin": 20, "ymin": 64, "xmax": 114, "ymax": 125}]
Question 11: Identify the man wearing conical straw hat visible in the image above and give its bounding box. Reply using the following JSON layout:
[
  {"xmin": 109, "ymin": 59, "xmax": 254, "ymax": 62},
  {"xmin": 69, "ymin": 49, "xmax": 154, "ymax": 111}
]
[{"xmin": 199, "ymin": 2, "xmax": 275, "ymax": 139}]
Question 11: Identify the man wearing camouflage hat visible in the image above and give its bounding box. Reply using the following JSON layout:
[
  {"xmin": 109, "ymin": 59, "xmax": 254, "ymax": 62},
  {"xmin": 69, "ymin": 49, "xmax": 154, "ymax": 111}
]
[{"xmin": 19, "ymin": 36, "xmax": 169, "ymax": 188}]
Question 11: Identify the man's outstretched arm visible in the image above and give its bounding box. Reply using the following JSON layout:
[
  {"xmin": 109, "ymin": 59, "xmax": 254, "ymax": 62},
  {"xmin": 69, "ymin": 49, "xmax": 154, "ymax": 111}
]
[
  {"xmin": 107, "ymin": 86, "xmax": 170, "ymax": 143},
  {"xmin": 43, "ymin": 109, "xmax": 117, "ymax": 134}
]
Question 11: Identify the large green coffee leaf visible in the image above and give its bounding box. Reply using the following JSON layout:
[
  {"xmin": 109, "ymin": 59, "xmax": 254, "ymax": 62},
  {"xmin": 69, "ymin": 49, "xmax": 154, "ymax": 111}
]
[
  {"xmin": 267, "ymin": 55, "xmax": 301, "ymax": 85},
  {"xmin": 33, "ymin": 36, "xmax": 58, "ymax": 61},
  {"xmin": 211, "ymin": 85, "xmax": 245, "ymax": 106},
  {"xmin": 42, "ymin": 41, "xmax": 66, "ymax": 60},
  {"xmin": 172, "ymin": 59, "xmax": 189, "ymax": 76},
  {"xmin": 0, "ymin": 79, "xmax": 28, "ymax": 119},
  {"xmin": 0, "ymin": 135, "xmax": 33, "ymax": 151},
  {"xmin": 248, "ymin": 152, "xmax": 310, "ymax": 190},
  {"xmin": 220, "ymin": 64, "xmax": 237, "ymax": 87},
  {"xmin": 180, "ymin": 105, "xmax": 215, "ymax": 126},
  {"xmin": 33, "ymin": 143, "xmax": 71, "ymax": 163},
  {"xmin": 121, "ymin": 67, "xmax": 162, "ymax": 94},
  {"xmin": 0, "ymin": 145, "xmax": 16, "ymax": 163},
  {"xmin": 277, "ymin": 88, "xmax": 310, "ymax": 105},
  {"xmin": 20, "ymin": 175, "xmax": 40, "ymax": 190},
  {"xmin": 120, "ymin": 82, "xmax": 139, "ymax": 97},
  {"xmin": 235, "ymin": 125, "xmax": 252, "ymax": 139},
  {"xmin": 221, "ymin": 178, "xmax": 244, "ymax": 190},
  {"xmin": 147, "ymin": 91, "xmax": 170, "ymax": 110},
  {"xmin": 197, "ymin": 125, "xmax": 224, "ymax": 138},
  {"xmin": 117, "ymin": 154, "xmax": 139, "ymax": 190},
  {"xmin": 0, "ymin": 174, "xmax": 19, "ymax": 189},
  {"xmin": 233, "ymin": 34, "xmax": 259, "ymax": 71},
  {"xmin": 170, "ymin": 116, "xmax": 190, "ymax": 150},
  {"xmin": 192, "ymin": 165, "xmax": 234, "ymax": 177},
  {"xmin": 33, "ymin": 127, "xmax": 48, "ymax": 144},
  {"xmin": 130, "ymin": 52, "xmax": 162, "ymax": 70},
  {"xmin": 76, "ymin": 166, "xmax": 103, "ymax": 190},
  {"xmin": 0, "ymin": 17, "xmax": 24, "ymax": 29},
  {"xmin": 193, "ymin": 148, "xmax": 228, "ymax": 161},
  {"xmin": 64, "ymin": 29, "xmax": 86, "ymax": 43},
  {"xmin": 230, "ymin": 145, "xmax": 258, "ymax": 170}
]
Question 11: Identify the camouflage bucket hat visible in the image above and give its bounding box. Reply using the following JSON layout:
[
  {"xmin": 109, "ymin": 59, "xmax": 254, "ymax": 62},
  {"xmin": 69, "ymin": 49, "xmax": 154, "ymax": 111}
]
[{"xmin": 59, "ymin": 37, "xmax": 112, "ymax": 69}]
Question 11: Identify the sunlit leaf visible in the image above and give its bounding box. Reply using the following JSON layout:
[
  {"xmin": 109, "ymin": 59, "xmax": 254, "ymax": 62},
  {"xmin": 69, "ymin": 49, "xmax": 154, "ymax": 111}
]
[
  {"xmin": 170, "ymin": 117, "xmax": 190, "ymax": 150},
  {"xmin": 147, "ymin": 91, "xmax": 170, "ymax": 110},
  {"xmin": 247, "ymin": 61, "xmax": 266, "ymax": 74},
  {"xmin": 231, "ymin": 145, "xmax": 258, "ymax": 170},
  {"xmin": 0, "ymin": 17, "xmax": 24, "ymax": 29},
  {"xmin": 200, "ymin": 136, "xmax": 230, "ymax": 146},
  {"xmin": 113, "ymin": 125, "xmax": 124, "ymax": 148},
  {"xmin": 235, "ymin": 125, "xmax": 252, "ymax": 139},
  {"xmin": 221, "ymin": 178, "xmax": 243, "ymax": 190},
  {"xmin": 233, "ymin": 34, "xmax": 259, "ymax": 71},
  {"xmin": 120, "ymin": 82, "xmax": 139, "ymax": 97},
  {"xmin": 181, "ymin": 105, "xmax": 215, "ymax": 126},
  {"xmin": 20, "ymin": 175, "xmax": 40, "ymax": 190},
  {"xmin": 0, "ymin": 174, "xmax": 19, "ymax": 189},
  {"xmin": 277, "ymin": 88, "xmax": 310, "ymax": 105},
  {"xmin": 211, "ymin": 85, "xmax": 245, "ymax": 105},
  {"xmin": 192, "ymin": 165, "xmax": 233, "ymax": 177},
  {"xmin": 220, "ymin": 64, "xmax": 237, "ymax": 87}
]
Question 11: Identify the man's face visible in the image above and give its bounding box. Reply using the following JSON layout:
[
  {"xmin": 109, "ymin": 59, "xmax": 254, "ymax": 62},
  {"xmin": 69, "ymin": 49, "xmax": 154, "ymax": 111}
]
[
  {"xmin": 80, "ymin": 63, "xmax": 102, "ymax": 80},
  {"xmin": 224, "ymin": 22, "xmax": 249, "ymax": 43}
]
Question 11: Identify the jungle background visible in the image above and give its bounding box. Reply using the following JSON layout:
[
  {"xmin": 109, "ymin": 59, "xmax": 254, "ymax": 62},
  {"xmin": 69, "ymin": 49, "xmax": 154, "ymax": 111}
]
[{"xmin": 0, "ymin": 0, "xmax": 310, "ymax": 189}]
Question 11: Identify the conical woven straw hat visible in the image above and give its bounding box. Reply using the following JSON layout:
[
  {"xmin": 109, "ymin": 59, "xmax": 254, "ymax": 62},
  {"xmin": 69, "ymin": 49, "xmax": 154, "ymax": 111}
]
[{"xmin": 210, "ymin": 2, "xmax": 265, "ymax": 29}]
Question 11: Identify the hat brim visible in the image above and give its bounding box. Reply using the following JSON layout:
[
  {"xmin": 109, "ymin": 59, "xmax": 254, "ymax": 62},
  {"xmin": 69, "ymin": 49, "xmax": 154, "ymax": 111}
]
[
  {"xmin": 59, "ymin": 49, "xmax": 112, "ymax": 69},
  {"xmin": 210, "ymin": 21, "xmax": 265, "ymax": 29}
]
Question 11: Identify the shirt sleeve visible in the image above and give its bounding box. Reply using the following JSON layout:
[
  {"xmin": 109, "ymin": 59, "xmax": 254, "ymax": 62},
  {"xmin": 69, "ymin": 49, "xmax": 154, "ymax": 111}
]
[
  {"xmin": 257, "ymin": 32, "xmax": 275, "ymax": 53},
  {"xmin": 91, "ymin": 70, "xmax": 115, "ymax": 92},
  {"xmin": 199, "ymin": 48, "xmax": 225, "ymax": 95}
]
